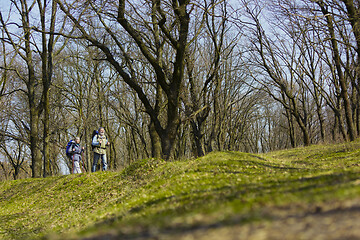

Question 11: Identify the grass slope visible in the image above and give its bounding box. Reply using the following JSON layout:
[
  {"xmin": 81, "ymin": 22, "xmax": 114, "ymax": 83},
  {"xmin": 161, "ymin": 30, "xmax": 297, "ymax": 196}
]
[{"xmin": 2, "ymin": 141, "xmax": 360, "ymax": 239}]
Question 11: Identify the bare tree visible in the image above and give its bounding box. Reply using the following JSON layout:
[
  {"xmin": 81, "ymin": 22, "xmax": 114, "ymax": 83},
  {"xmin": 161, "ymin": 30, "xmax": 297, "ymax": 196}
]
[
  {"xmin": 0, "ymin": 0, "xmax": 68, "ymax": 177},
  {"xmin": 315, "ymin": 0, "xmax": 356, "ymax": 141},
  {"xmin": 54, "ymin": 0, "xmax": 209, "ymax": 160},
  {"xmin": 0, "ymin": 141, "xmax": 29, "ymax": 180},
  {"xmin": 0, "ymin": 0, "xmax": 42, "ymax": 177},
  {"xmin": 242, "ymin": 2, "xmax": 312, "ymax": 146}
]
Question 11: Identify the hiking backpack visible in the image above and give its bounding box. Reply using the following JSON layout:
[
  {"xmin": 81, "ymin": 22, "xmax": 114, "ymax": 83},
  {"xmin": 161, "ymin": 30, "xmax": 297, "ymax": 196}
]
[
  {"xmin": 91, "ymin": 130, "xmax": 98, "ymax": 150},
  {"xmin": 65, "ymin": 140, "xmax": 75, "ymax": 158},
  {"xmin": 91, "ymin": 129, "xmax": 108, "ymax": 150}
]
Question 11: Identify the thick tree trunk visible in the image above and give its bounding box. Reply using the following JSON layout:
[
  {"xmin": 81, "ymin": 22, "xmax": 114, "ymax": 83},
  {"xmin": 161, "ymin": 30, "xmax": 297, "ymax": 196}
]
[
  {"xmin": 160, "ymin": 130, "xmax": 177, "ymax": 160},
  {"xmin": 161, "ymin": 95, "xmax": 180, "ymax": 159},
  {"xmin": 30, "ymin": 111, "xmax": 42, "ymax": 178},
  {"xmin": 149, "ymin": 122, "xmax": 161, "ymax": 159},
  {"xmin": 20, "ymin": 0, "xmax": 43, "ymax": 177},
  {"xmin": 190, "ymin": 120, "xmax": 205, "ymax": 157},
  {"xmin": 41, "ymin": 0, "xmax": 57, "ymax": 177}
]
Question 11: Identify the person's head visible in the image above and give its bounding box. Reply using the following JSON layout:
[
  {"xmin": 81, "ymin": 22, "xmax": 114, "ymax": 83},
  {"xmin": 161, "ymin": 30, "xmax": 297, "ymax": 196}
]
[
  {"xmin": 75, "ymin": 137, "xmax": 80, "ymax": 144},
  {"xmin": 98, "ymin": 127, "xmax": 105, "ymax": 136}
]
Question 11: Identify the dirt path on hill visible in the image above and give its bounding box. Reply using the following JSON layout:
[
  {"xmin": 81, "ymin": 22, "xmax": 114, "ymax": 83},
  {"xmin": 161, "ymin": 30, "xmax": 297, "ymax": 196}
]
[
  {"xmin": 83, "ymin": 198, "xmax": 360, "ymax": 240},
  {"xmin": 168, "ymin": 199, "xmax": 360, "ymax": 240}
]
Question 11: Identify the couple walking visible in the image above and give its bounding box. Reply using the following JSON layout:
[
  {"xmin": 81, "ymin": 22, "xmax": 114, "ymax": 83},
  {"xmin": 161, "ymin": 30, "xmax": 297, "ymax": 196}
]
[{"xmin": 68, "ymin": 127, "xmax": 110, "ymax": 174}]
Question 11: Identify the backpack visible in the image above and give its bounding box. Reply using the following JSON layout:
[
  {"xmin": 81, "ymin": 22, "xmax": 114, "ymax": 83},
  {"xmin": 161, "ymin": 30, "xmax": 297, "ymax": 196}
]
[
  {"xmin": 65, "ymin": 140, "xmax": 75, "ymax": 158},
  {"xmin": 91, "ymin": 130, "xmax": 98, "ymax": 150}
]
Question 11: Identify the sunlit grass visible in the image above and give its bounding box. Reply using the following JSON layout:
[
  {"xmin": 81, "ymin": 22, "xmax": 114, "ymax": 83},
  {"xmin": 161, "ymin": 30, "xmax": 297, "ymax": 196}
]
[{"xmin": 1, "ymin": 140, "xmax": 360, "ymax": 239}]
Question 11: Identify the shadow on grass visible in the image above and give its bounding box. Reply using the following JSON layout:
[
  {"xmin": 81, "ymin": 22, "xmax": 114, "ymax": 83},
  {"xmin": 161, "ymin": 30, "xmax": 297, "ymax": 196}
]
[
  {"xmin": 81, "ymin": 200, "xmax": 360, "ymax": 240},
  {"xmin": 78, "ymin": 169, "xmax": 360, "ymax": 240}
]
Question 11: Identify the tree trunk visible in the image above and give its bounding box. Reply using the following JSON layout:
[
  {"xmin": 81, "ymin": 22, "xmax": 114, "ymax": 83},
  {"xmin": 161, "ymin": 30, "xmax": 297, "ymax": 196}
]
[
  {"xmin": 190, "ymin": 119, "xmax": 205, "ymax": 157},
  {"xmin": 40, "ymin": 0, "xmax": 57, "ymax": 177},
  {"xmin": 317, "ymin": 0, "xmax": 356, "ymax": 141},
  {"xmin": 284, "ymin": 109, "xmax": 296, "ymax": 148},
  {"xmin": 149, "ymin": 121, "xmax": 161, "ymax": 159},
  {"xmin": 27, "ymin": 40, "xmax": 43, "ymax": 177},
  {"xmin": 30, "ymin": 111, "xmax": 42, "ymax": 178}
]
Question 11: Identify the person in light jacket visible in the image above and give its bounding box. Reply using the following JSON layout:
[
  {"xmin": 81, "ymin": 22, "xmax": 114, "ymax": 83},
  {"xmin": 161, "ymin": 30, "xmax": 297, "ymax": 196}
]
[
  {"xmin": 91, "ymin": 127, "xmax": 110, "ymax": 172},
  {"xmin": 70, "ymin": 137, "xmax": 84, "ymax": 174}
]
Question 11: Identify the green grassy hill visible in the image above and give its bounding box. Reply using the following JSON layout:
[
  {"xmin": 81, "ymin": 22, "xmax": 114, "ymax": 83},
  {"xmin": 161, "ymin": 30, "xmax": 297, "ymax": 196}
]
[{"xmin": 2, "ymin": 140, "xmax": 360, "ymax": 239}]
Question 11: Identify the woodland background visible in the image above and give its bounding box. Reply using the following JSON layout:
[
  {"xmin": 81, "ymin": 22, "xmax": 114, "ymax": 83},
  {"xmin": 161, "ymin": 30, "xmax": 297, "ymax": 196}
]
[{"xmin": 1, "ymin": 0, "xmax": 360, "ymax": 179}]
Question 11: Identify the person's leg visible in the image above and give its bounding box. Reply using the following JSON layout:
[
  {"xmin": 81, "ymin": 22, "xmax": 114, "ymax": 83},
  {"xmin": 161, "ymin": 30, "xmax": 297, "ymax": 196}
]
[
  {"xmin": 101, "ymin": 154, "xmax": 108, "ymax": 171},
  {"xmin": 92, "ymin": 153, "xmax": 100, "ymax": 172},
  {"xmin": 74, "ymin": 161, "xmax": 82, "ymax": 174}
]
